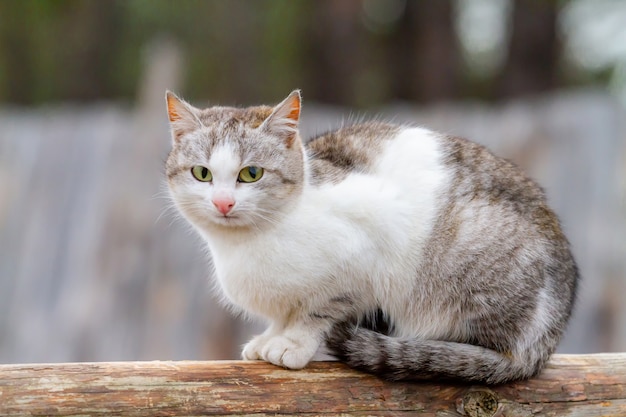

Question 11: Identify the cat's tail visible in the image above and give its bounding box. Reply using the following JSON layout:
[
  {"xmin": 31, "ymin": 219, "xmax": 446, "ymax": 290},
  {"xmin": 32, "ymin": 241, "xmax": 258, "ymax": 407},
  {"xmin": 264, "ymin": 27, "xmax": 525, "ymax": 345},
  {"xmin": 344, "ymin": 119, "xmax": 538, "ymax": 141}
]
[{"xmin": 325, "ymin": 323, "xmax": 549, "ymax": 385}]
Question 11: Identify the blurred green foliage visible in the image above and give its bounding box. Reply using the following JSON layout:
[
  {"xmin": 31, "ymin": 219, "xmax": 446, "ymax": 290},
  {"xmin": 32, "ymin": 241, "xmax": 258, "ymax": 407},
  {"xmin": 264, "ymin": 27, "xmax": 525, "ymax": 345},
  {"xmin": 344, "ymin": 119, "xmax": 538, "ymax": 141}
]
[
  {"xmin": 0, "ymin": 0, "xmax": 316, "ymax": 105},
  {"xmin": 0, "ymin": 0, "xmax": 608, "ymax": 107}
]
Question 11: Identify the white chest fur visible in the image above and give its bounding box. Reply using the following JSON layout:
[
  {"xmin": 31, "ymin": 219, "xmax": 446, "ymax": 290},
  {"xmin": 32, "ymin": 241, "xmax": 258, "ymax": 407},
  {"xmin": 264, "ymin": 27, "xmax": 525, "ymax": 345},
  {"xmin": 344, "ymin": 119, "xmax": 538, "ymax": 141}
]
[{"xmin": 200, "ymin": 128, "xmax": 451, "ymax": 326}]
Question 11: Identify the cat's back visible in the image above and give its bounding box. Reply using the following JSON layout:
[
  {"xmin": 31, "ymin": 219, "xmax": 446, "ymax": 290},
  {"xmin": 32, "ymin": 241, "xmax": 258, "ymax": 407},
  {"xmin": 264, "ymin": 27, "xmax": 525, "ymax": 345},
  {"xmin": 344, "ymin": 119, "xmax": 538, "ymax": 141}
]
[
  {"xmin": 304, "ymin": 122, "xmax": 572, "ymax": 254},
  {"xmin": 306, "ymin": 122, "xmax": 443, "ymax": 186},
  {"xmin": 305, "ymin": 122, "xmax": 547, "ymax": 213}
]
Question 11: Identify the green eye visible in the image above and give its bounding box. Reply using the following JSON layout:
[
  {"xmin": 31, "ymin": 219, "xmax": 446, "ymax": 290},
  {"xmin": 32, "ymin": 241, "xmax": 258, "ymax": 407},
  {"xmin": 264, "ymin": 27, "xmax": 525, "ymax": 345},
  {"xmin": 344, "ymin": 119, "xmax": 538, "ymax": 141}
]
[
  {"xmin": 238, "ymin": 166, "xmax": 264, "ymax": 183},
  {"xmin": 191, "ymin": 165, "xmax": 212, "ymax": 182}
]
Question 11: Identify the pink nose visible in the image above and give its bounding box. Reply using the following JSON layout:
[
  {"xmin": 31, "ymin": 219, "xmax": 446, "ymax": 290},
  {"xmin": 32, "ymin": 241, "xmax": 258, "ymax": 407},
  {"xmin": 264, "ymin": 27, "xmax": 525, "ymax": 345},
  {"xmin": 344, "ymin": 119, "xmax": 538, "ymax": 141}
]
[{"xmin": 212, "ymin": 197, "xmax": 235, "ymax": 215}]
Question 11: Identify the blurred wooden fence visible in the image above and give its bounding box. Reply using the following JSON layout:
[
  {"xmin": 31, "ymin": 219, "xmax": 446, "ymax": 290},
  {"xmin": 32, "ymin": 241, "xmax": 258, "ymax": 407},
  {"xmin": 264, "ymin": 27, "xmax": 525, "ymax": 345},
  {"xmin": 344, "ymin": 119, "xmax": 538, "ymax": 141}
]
[{"xmin": 0, "ymin": 43, "xmax": 624, "ymax": 364}]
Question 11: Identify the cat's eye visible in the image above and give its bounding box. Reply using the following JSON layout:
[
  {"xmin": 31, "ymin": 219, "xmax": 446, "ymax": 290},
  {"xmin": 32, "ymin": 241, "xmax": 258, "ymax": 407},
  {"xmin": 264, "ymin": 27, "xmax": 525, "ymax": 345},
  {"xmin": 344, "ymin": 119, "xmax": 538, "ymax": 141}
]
[
  {"xmin": 238, "ymin": 166, "xmax": 264, "ymax": 183},
  {"xmin": 191, "ymin": 165, "xmax": 212, "ymax": 182}
]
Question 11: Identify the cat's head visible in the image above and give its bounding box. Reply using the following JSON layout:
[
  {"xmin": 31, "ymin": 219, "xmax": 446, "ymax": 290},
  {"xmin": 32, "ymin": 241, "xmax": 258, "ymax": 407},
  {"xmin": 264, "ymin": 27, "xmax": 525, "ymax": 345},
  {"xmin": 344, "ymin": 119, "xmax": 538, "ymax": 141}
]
[{"xmin": 165, "ymin": 90, "xmax": 305, "ymax": 231}]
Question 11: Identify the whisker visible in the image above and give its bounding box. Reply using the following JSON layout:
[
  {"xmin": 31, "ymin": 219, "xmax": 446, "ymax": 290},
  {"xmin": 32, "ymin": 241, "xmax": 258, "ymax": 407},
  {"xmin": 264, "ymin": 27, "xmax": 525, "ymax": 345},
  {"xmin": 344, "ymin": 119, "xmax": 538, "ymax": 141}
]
[{"xmin": 235, "ymin": 204, "xmax": 279, "ymax": 223}]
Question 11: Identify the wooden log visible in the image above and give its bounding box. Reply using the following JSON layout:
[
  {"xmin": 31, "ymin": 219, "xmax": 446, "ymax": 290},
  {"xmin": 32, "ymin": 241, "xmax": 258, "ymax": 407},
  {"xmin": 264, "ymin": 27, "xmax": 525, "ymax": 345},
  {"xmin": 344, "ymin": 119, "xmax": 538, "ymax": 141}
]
[{"xmin": 0, "ymin": 354, "xmax": 624, "ymax": 416}]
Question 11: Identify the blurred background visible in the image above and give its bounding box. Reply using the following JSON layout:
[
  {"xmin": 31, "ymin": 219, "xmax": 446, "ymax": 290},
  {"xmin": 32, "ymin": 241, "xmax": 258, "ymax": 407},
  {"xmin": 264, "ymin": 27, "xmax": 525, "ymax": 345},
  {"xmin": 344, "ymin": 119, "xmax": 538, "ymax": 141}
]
[{"xmin": 0, "ymin": 0, "xmax": 624, "ymax": 364}]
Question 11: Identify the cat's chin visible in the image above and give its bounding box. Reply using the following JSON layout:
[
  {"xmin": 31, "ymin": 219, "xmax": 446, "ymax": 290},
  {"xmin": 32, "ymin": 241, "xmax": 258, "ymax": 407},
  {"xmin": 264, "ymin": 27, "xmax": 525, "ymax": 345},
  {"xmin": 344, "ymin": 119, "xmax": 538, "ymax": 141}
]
[{"xmin": 209, "ymin": 215, "xmax": 245, "ymax": 227}]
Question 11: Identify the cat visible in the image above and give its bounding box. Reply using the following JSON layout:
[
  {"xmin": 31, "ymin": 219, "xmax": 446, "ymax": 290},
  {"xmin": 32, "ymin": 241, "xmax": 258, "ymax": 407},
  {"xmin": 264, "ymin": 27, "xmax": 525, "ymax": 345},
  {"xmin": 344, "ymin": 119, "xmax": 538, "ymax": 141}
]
[{"xmin": 165, "ymin": 89, "xmax": 579, "ymax": 384}]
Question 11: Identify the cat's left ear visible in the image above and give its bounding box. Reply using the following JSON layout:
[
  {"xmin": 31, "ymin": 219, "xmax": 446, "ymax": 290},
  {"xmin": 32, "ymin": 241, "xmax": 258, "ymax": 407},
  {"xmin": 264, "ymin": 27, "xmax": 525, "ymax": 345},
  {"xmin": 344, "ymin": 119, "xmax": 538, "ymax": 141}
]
[
  {"xmin": 261, "ymin": 90, "xmax": 301, "ymax": 148},
  {"xmin": 166, "ymin": 91, "xmax": 201, "ymax": 143}
]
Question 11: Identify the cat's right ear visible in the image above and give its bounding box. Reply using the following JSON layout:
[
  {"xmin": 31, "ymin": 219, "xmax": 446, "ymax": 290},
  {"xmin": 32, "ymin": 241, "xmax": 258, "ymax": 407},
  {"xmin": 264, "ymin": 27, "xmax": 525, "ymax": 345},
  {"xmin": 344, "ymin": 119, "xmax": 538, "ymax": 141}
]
[
  {"xmin": 165, "ymin": 91, "xmax": 201, "ymax": 143},
  {"xmin": 260, "ymin": 90, "xmax": 301, "ymax": 148}
]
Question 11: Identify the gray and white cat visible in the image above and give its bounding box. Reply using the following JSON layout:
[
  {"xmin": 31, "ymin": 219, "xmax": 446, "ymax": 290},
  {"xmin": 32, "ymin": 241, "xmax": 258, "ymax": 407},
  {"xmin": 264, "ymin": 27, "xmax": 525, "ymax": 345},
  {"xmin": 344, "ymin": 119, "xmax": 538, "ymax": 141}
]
[{"xmin": 165, "ymin": 90, "xmax": 578, "ymax": 384}]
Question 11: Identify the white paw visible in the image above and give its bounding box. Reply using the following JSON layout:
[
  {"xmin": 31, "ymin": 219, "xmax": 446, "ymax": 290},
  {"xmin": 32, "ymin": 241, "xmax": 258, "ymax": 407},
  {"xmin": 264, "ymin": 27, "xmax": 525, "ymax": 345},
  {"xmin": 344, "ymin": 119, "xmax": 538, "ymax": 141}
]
[
  {"xmin": 241, "ymin": 334, "xmax": 269, "ymax": 361},
  {"xmin": 261, "ymin": 336, "xmax": 317, "ymax": 369}
]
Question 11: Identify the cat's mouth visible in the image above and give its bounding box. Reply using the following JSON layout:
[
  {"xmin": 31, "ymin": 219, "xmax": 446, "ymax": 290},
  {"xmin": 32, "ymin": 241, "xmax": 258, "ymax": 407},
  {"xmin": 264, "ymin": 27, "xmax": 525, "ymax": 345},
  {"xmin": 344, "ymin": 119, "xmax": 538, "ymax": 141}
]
[
  {"xmin": 215, "ymin": 213, "xmax": 237, "ymax": 221},
  {"xmin": 211, "ymin": 213, "xmax": 245, "ymax": 227}
]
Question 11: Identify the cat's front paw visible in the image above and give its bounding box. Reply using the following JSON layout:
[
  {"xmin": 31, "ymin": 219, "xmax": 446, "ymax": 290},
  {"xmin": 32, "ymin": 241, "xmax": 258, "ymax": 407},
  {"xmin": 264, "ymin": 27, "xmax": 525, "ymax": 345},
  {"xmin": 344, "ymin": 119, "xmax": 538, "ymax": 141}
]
[
  {"xmin": 242, "ymin": 334, "xmax": 269, "ymax": 361},
  {"xmin": 261, "ymin": 335, "xmax": 318, "ymax": 369}
]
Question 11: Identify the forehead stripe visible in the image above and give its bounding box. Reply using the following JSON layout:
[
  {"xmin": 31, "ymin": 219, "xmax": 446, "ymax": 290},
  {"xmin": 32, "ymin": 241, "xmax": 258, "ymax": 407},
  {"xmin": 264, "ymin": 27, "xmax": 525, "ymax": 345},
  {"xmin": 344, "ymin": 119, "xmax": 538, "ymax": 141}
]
[{"xmin": 209, "ymin": 143, "xmax": 241, "ymax": 178}]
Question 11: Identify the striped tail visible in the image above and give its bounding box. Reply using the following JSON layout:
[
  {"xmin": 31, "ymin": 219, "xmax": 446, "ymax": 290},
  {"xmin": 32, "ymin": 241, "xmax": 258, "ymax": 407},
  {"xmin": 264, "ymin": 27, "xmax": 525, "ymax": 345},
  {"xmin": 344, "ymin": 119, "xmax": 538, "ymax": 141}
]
[{"xmin": 325, "ymin": 322, "xmax": 549, "ymax": 385}]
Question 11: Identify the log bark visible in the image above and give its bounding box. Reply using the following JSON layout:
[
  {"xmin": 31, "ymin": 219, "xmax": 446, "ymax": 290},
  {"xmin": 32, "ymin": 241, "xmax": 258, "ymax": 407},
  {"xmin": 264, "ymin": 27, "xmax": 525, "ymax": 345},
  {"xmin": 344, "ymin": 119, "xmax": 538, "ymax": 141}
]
[{"xmin": 0, "ymin": 354, "xmax": 624, "ymax": 416}]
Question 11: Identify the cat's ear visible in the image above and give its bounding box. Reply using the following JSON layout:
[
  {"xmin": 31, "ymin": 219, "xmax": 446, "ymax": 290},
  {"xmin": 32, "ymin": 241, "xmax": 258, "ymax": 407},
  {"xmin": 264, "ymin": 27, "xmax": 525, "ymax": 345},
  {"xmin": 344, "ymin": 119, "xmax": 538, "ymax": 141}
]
[
  {"xmin": 261, "ymin": 90, "xmax": 301, "ymax": 148},
  {"xmin": 165, "ymin": 91, "xmax": 201, "ymax": 143}
]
